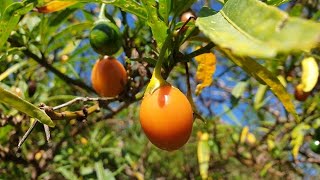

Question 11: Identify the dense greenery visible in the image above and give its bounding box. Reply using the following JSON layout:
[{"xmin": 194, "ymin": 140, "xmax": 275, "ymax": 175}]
[{"xmin": 0, "ymin": 0, "xmax": 320, "ymax": 179}]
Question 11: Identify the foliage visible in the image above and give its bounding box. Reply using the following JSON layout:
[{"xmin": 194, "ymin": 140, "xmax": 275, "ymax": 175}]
[{"xmin": 0, "ymin": 0, "xmax": 320, "ymax": 179}]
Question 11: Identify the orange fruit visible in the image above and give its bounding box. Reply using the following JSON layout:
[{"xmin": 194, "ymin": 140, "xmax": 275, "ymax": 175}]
[
  {"xmin": 91, "ymin": 56, "xmax": 127, "ymax": 97},
  {"xmin": 139, "ymin": 85, "xmax": 193, "ymax": 151}
]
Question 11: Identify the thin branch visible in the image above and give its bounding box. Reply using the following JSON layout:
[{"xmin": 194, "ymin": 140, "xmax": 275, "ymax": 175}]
[
  {"xmin": 43, "ymin": 103, "xmax": 100, "ymax": 121},
  {"xmin": 43, "ymin": 125, "xmax": 51, "ymax": 143},
  {"xmin": 8, "ymin": 38, "xmax": 95, "ymax": 93},
  {"xmin": 17, "ymin": 120, "xmax": 38, "ymax": 150},
  {"xmin": 52, "ymin": 97, "xmax": 115, "ymax": 110},
  {"xmin": 184, "ymin": 42, "xmax": 215, "ymax": 61}
]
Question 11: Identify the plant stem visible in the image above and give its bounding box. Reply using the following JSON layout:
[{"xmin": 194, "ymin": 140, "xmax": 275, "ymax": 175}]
[
  {"xmin": 145, "ymin": 35, "xmax": 172, "ymax": 94},
  {"xmin": 99, "ymin": 3, "xmax": 107, "ymax": 20}
]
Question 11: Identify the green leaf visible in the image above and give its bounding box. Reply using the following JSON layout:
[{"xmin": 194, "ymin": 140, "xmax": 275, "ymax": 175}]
[
  {"xmin": 231, "ymin": 81, "xmax": 248, "ymax": 98},
  {"xmin": 260, "ymin": 162, "xmax": 274, "ymax": 177},
  {"xmin": 196, "ymin": 0, "xmax": 320, "ymax": 58},
  {"xmin": 0, "ymin": 87, "xmax": 54, "ymax": 127},
  {"xmin": 80, "ymin": 0, "xmax": 147, "ymax": 20},
  {"xmin": 266, "ymin": 0, "xmax": 290, "ymax": 6},
  {"xmin": 95, "ymin": 161, "xmax": 115, "ymax": 180},
  {"xmin": 141, "ymin": 0, "xmax": 168, "ymax": 49},
  {"xmin": 56, "ymin": 166, "xmax": 79, "ymax": 180},
  {"xmin": 0, "ymin": 61, "xmax": 28, "ymax": 81},
  {"xmin": 159, "ymin": 0, "xmax": 171, "ymax": 24},
  {"xmin": 0, "ymin": 1, "xmax": 34, "ymax": 49},
  {"xmin": 291, "ymin": 123, "xmax": 310, "ymax": 159},
  {"xmin": 253, "ymin": 84, "xmax": 268, "ymax": 110},
  {"xmin": 224, "ymin": 51, "xmax": 299, "ymax": 121},
  {"xmin": 0, "ymin": 0, "xmax": 13, "ymax": 18},
  {"xmin": 197, "ymin": 133, "xmax": 210, "ymax": 180},
  {"xmin": 222, "ymin": 104, "xmax": 241, "ymax": 126},
  {"xmin": 172, "ymin": 0, "xmax": 196, "ymax": 19}
]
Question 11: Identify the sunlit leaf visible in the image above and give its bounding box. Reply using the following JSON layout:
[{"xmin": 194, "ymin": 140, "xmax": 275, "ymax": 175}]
[
  {"xmin": 141, "ymin": 0, "xmax": 168, "ymax": 49},
  {"xmin": 0, "ymin": 87, "xmax": 54, "ymax": 127},
  {"xmin": 37, "ymin": 1, "xmax": 77, "ymax": 13},
  {"xmin": 80, "ymin": 0, "xmax": 147, "ymax": 20},
  {"xmin": 194, "ymin": 51, "xmax": 216, "ymax": 95},
  {"xmin": 260, "ymin": 162, "xmax": 274, "ymax": 177},
  {"xmin": 0, "ymin": 61, "xmax": 28, "ymax": 81},
  {"xmin": 253, "ymin": 84, "xmax": 268, "ymax": 110},
  {"xmin": 196, "ymin": 0, "xmax": 320, "ymax": 58},
  {"xmin": 56, "ymin": 166, "xmax": 79, "ymax": 179},
  {"xmin": 197, "ymin": 132, "xmax": 210, "ymax": 180},
  {"xmin": 95, "ymin": 161, "xmax": 116, "ymax": 180},
  {"xmin": 0, "ymin": 1, "xmax": 34, "ymax": 49},
  {"xmin": 240, "ymin": 126, "xmax": 249, "ymax": 144},
  {"xmin": 224, "ymin": 51, "xmax": 299, "ymax": 121},
  {"xmin": 231, "ymin": 81, "xmax": 248, "ymax": 98},
  {"xmin": 266, "ymin": 0, "xmax": 290, "ymax": 6},
  {"xmin": 291, "ymin": 123, "xmax": 310, "ymax": 159},
  {"xmin": 159, "ymin": 0, "xmax": 171, "ymax": 24}
]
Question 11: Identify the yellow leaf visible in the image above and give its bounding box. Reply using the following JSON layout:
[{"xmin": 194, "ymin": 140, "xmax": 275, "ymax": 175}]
[
  {"xmin": 195, "ymin": 50, "xmax": 216, "ymax": 95},
  {"xmin": 197, "ymin": 132, "xmax": 210, "ymax": 180},
  {"xmin": 80, "ymin": 137, "xmax": 88, "ymax": 145},
  {"xmin": 301, "ymin": 57, "xmax": 319, "ymax": 92},
  {"xmin": 37, "ymin": 1, "xmax": 77, "ymax": 13},
  {"xmin": 240, "ymin": 126, "xmax": 249, "ymax": 144},
  {"xmin": 290, "ymin": 123, "xmax": 310, "ymax": 159},
  {"xmin": 223, "ymin": 51, "xmax": 299, "ymax": 122},
  {"xmin": 246, "ymin": 133, "xmax": 256, "ymax": 146}
]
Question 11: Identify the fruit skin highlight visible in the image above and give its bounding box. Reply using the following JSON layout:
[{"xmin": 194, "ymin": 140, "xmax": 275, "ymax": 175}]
[
  {"xmin": 89, "ymin": 20, "xmax": 122, "ymax": 56},
  {"xmin": 139, "ymin": 85, "xmax": 193, "ymax": 151},
  {"xmin": 310, "ymin": 139, "xmax": 320, "ymax": 154},
  {"xmin": 91, "ymin": 56, "xmax": 127, "ymax": 97}
]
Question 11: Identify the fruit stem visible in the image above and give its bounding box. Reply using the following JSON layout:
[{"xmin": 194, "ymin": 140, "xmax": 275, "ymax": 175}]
[
  {"xmin": 98, "ymin": 3, "xmax": 110, "ymax": 22},
  {"xmin": 145, "ymin": 35, "xmax": 172, "ymax": 94}
]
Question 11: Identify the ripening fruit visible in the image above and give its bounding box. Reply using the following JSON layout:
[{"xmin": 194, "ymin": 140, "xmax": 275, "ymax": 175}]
[
  {"xmin": 139, "ymin": 85, "xmax": 193, "ymax": 151},
  {"xmin": 91, "ymin": 56, "xmax": 127, "ymax": 97},
  {"xmin": 294, "ymin": 84, "xmax": 310, "ymax": 101},
  {"xmin": 181, "ymin": 11, "xmax": 196, "ymax": 23},
  {"xmin": 310, "ymin": 139, "xmax": 320, "ymax": 154},
  {"xmin": 89, "ymin": 20, "xmax": 122, "ymax": 56}
]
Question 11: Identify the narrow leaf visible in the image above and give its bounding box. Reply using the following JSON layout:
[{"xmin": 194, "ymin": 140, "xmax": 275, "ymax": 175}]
[
  {"xmin": 0, "ymin": 87, "xmax": 54, "ymax": 127},
  {"xmin": 172, "ymin": 0, "xmax": 196, "ymax": 19},
  {"xmin": 0, "ymin": 1, "xmax": 34, "ymax": 49},
  {"xmin": 37, "ymin": 1, "xmax": 77, "ymax": 13},
  {"xmin": 197, "ymin": 132, "xmax": 210, "ymax": 180},
  {"xmin": 266, "ymin": 0, "xmax": 290, "ymax": 6},
  {"xmin": 231, "ymin": 81, "xmax": 248, "ymax": 98},
  {"xmin": 95, "ymin": 161, "xmax": 115, "ymax": 180},
  {"xmin": 291, "ymin": 123, "xmax": 310, "ymax": 159},
  {"xmin": 159, "ymin": 0, "xmax": 171, "ymax": 24},
  {"xmin": 0, "ymin": 61, "xmax": 28, "ymax": 81},
  {"xmin": 223, "ymin": 51, "xmax": 299, "ymax": 121},
  {"xmin": 196, "ymin": 0, "xmax": 320, "ymax": 58},
  {"xmin": 253, "ymin": 84, "xmax": 268, "ymax": 110},
  {"xmin": 82, "ymin": 0, "xmax": 148, "ymax": 20},
  {"xmin": 141, "ymin": 0, "xmax": 168, "ymax": 49},
  {"xmin": 240, "ymin": 126, "xmax": 249, "ymax": 144}
]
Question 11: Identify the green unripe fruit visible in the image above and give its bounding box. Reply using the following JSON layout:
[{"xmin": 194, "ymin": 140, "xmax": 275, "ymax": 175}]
[
  {"xmin": 310, "ymin": 139, "xmax": 320, "ymax": 154},
  {"xmin": 89, "ymin": 20, "xmax": 122, "ymax": 56}
]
